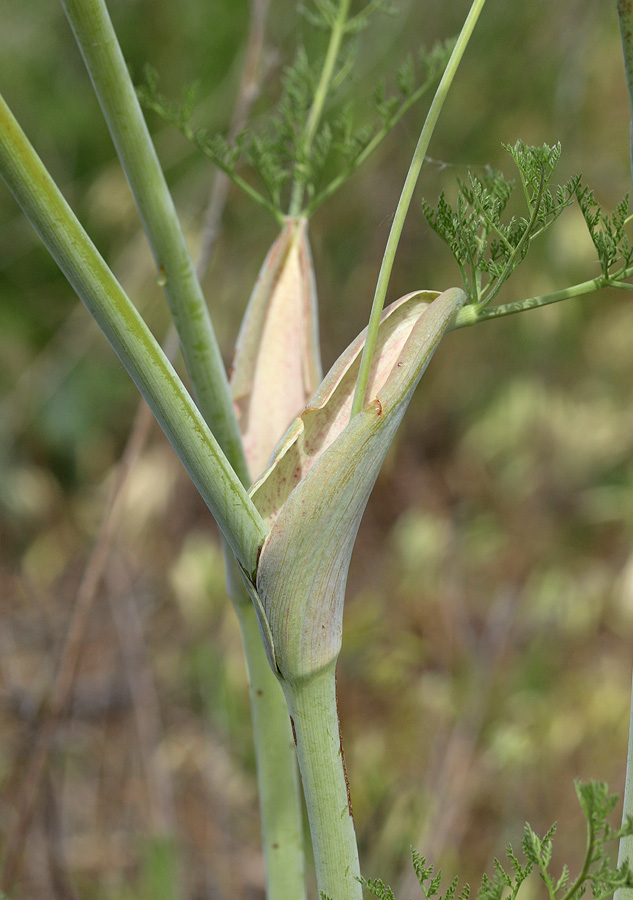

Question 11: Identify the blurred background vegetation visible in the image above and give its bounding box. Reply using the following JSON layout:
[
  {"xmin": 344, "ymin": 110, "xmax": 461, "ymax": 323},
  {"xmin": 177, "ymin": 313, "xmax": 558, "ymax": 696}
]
[{"xmin": 1, "ymin": 0, "xmax": 633, "ymax": 898}]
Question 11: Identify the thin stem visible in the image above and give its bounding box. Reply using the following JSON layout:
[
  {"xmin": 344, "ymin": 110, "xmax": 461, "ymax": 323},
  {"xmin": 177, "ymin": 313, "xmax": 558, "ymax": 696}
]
[
  {"xmin": 616, "ymin": 666, "xmax": 633, "ymax": 900},
  {"xmin": 226, "ymin": 553, "xmax": 306, "ymax": 900},
  {"xmin": 61, "ymin": 0, "xmax": 250, "ymax": 486},
  {"xmin": 559, "ymin": 817, "xmax": 594, "ymax": 900},
  {"xmin": 0, "ymin": 91, "xmax": 266, "ymax": 578},
  {"xmin": 349, "ymin": 0, "xmax": 488, "ymax": 418},
  {"xmin": 282, "ymin": 666, "xmax": 362, "ymax": 900},
  {"xmin": 615, "ymin": 11, "xmax": 633, "ymax": 889},
  {"xmin": 616, "ymin": 0, "xmax": 633, "ymax": 187},
  {"xmin": 288, "ymin": 0, "xmax": 352, "ymax": 216},
  {"xmin": 448, "ymin": 269, "xmax": 633, "ymax": 330}
]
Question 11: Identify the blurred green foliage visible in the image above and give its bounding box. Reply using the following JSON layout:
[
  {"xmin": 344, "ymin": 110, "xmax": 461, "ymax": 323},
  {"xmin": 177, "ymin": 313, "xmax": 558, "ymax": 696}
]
[{"xmin": 1, "ymin": 1, "xmax": 633, "ymax": 899}]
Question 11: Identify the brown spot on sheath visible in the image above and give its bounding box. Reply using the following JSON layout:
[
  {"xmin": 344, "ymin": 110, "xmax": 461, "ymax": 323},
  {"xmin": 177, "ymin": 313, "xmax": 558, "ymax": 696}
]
[
  {"xmin": 371, "ymin": 398, "xmax": 382, "ymax": 416},
  {"xmin": 272, "ymin": 843, "xmax": 280, "ymax": 850},
  {"xmin": 336, "ymin": 673, "xmax": 354, "ymax": 821},
  {"xmin": 256, "ymin": 689, "xmax": 263, "ymax": 696},
  {"xmin": 290, "ymin": 715, "xmax": 297, "ymax": 746}
]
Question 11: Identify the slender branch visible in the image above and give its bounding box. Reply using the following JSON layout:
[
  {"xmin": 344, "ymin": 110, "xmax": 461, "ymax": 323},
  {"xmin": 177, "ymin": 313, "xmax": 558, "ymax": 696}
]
[
  {"xmin": 61, "ymin": 0, "xmax": 250, "ymax": 486},
  {"xmin": 0, "ymin": 91, "xmax": 266, "ymax": 576},
  {"xmin": 614, "ymin": 9, "xmax": 633, "ymax": 891},
  {"xmin": 558, "ymin": 816, "xmax": 594, "ymax": 900},
  {"xmin": 617, "ymin": 0, "xmax": 633, "ymax": 187},
  {"xmin": 349, "ymin": 0, "xmax": 488, "ymax": 418},
  {"xmin": 617, "ymin": 665, "xmax": 633, "ymax": 900},
  {"xmin": 449, "ymin": 269, "xmax": 633, "ymax": 330},
  {"xmin": 288, "ymin": 0, "xmax": 352, "ymax": 216}
]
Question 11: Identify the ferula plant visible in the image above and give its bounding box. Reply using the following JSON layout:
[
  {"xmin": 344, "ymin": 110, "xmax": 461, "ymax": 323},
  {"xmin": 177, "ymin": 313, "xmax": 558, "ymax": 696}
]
[{"xmin": 1, "ymin": 2, "xmax": 633, "ymax": 900}]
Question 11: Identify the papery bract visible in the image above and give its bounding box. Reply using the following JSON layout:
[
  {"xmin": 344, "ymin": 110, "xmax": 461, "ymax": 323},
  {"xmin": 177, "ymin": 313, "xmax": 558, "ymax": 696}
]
[
  {"xmin": 230, "ymin": 217, "xmax": 322, "ymax": 482},
  {"xmin": 245, "ymin": 287, "xmax": 466, "ymax": 683}
]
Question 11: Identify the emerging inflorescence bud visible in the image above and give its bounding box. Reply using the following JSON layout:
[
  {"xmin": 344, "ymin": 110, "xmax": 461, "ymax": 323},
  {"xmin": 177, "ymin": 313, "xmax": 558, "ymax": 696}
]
[
  {"xmin": 244, "ymin": 287, "xmax": 466, "ymax": 685},
  {"xmin": 230, "ymin": 217, "xmax": 322, "ymax": 483}
]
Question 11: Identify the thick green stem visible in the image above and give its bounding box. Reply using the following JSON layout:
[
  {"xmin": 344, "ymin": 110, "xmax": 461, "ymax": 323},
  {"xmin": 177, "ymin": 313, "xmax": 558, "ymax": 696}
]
[
  {"xmin": 0, "ymin": 91, "xmax": 265, "ymax": 578},
  {"xmin": 59, "ymin": 4, "xmax": 311, "ymax": 894},
  {"xmin": 224, "ymin": 550, "xmax": 306, "ymax": 900},
  {"xmin": 350, "ymin": 0, "xmax": 488, "ymax": 418},
  {"xmin": 282, "ymin": 667, "xmax": 362, "ymax": 900},
  {"xmin": 61, "ymin": 0, "xmax": 249, "ymax": 486}
]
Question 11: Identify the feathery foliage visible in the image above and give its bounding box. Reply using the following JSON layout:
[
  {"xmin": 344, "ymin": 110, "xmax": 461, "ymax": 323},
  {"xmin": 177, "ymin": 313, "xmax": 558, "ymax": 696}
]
[
  {"xmin": 577, "ymin": 187, "xmax": 633, "ymax": 278},
  {"xmin": 138, "ymin": 1, "xmax": 452, "ymax": 219},
  {"xmin": 360, "ymin": 782, "xmax": 633, "ymax": 900},
  {"xmin": 422, "ymin": 141, "xmax": 579, "ymax": 307}
]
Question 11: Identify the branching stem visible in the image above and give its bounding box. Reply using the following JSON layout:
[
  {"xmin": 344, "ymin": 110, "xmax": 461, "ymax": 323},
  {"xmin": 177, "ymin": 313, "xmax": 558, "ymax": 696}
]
[{"xmin": 449, "ymin": 267, "xmax": 633, "ymax": 330}]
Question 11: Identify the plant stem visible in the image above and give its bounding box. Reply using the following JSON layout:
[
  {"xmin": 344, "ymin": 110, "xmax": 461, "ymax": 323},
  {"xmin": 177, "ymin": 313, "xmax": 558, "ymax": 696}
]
[
  {"xmin": 60, "ymin": 4, "xmax": 310, "ymax": 895},
  {"xmin": 615, "ymin": 10, "xmax": 633, "ymax": 896},
  {"xmin": 282, "ymin": 666, "xmax": 362, "ymax": 900},
  {"xmin": 0, "ymin": 91, "xmax": 266, "ymax": 578},
  {"xmin": 617, "ymin": 0, "xmax": 633, "ymax": 187},
  {"xmin": 224, "ymin": 551, "xmax": 306, "ymax": 900},
  {"xmin": 288, "ymin": 0, "xmax": 352, "ymax": 217},
  {"xmin": 617, "ymin": 666, "xmax": 633, "ymax": 900},
  {"xmin": 448, "ymin": 269, "xmax": 633, "ymax": 330},
  {"xmin": 349, "ymin": 0, "xmax": 488, "ymax": 419},
  {"xmin": 61, "ymin": 0, "xmax": 250, "ymax": 486}
]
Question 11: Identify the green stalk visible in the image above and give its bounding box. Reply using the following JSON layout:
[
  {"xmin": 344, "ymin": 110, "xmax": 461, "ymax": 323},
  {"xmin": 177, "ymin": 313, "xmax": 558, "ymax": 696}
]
[
  {"xmin": 617, "ymin": 666, "xmax": 633, "ymax": 900},
  {"xmin": 616, "ymin": 4, "xmax": 633, "ymax": 889},
  {"xmin": 58, "ymin": 5, "xmax": 309, "ymax": 895},
  {"xmin": 282, "ymin": 666, "xmax": 362, "ymax": 900},
  {"xmin": 349, "ymin": 0, "xmax": 488, "ymax": 418},
  {"xmin": 61, "ymin": 0, "xmax": 249, "ymax": 486},
  {"xmin": 225, "ymin": 551, "xmax": 306, "ymax": 900},
  {"xmin": 617, "ymin": 0, "xmax": 633, "ymax": 185},
  {"xmin": 288, "ymin": 0, "xmax": 352, "ymax": 217},
  {"xmin": 448, "ymin": 271, "xmax": 633, "ymax": 330},
  {"xmin": 0, "ymin": 91, "xmax": 265, "ymax": 578}
]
